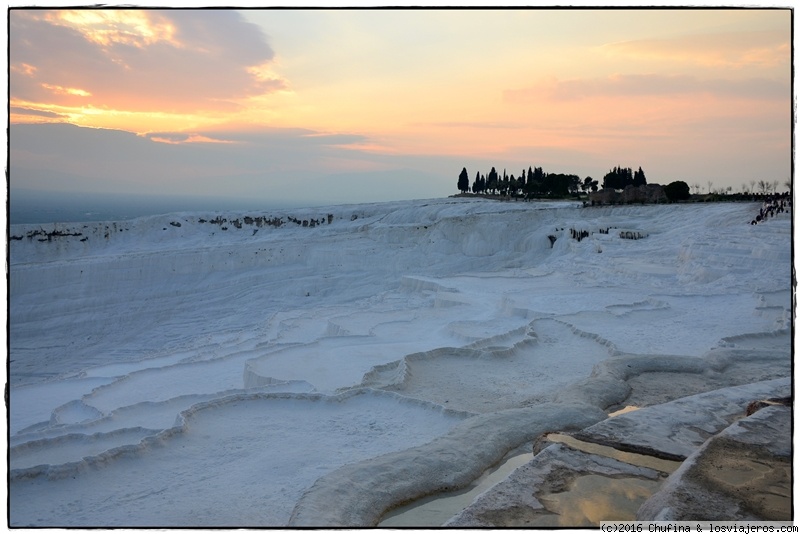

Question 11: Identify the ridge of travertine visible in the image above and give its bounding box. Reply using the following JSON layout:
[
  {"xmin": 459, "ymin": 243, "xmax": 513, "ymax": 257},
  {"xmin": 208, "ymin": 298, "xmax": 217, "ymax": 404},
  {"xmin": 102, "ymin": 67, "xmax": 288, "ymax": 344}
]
[
  {"xmin": 637, "ymin": 402, "xmax": 791, "ymax": 521},
  {"xmin": 443, "ymin": 378, "xmax": 790, "ymax": 527}
]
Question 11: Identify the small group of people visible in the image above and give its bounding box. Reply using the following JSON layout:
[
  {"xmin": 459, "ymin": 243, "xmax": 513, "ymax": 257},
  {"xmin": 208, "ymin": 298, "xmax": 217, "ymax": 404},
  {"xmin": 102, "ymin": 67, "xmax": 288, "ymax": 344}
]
[
  {"xmin": 570, "ymin": 228, "xmax": 591, "ymax": 242},
  {"xmin": 750, "ymin": 193, "xmax": 791, "ymax": 225}
]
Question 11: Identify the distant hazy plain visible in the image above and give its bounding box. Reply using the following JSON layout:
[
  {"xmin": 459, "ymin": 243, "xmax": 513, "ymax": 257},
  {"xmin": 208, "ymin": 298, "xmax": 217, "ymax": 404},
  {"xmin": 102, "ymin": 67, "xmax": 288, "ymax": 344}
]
[{"xmin": 10, "ymin": 188, "xmax": 300, "ymax": 225}]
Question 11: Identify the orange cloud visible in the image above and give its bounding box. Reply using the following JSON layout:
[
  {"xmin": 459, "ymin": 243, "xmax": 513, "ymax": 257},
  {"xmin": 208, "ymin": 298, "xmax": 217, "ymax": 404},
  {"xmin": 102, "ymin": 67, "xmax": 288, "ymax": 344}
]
[
  {"xmin": 148, "ymin": 134, "xmax": 237, "ymax": 145},
  {"xmin": 42, "ymin": 9, "xmax": 179, "ymax": 49},
  {"xmin": 9, "ymin": 93, "xmax": 231, "ymax": 134},
  {"xmin": 11, "ymin": 62, "xmax": 37, "ymax": 76},
  {"xmin": 504, "ymin": 74, "xmax": 789, "ymax": 103},
  {"xmin": 10, "ymin": 105, "xmax": 68, "ymax": 125},
  {"xmin": 41, "ymin": 83, "xmax": 92, "ymax": 97},
  {"xmin": 601, "ymin": 30, "xmax": 790, "ymax": 70}
]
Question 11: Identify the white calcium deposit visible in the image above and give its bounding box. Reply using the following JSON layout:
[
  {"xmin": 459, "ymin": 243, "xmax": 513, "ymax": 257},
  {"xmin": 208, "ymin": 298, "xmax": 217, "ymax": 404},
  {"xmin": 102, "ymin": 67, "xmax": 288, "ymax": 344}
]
[{"xmin": 8, "ymin": 197, "xmax": 792, "ymax": 527}]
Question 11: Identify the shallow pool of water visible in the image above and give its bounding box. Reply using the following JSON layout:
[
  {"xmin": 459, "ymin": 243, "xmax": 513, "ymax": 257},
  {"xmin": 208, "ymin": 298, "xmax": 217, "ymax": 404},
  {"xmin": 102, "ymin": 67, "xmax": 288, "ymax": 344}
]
[{"xmin": 378, "ymin": 451, "xmax": 534, "ymax": 527}]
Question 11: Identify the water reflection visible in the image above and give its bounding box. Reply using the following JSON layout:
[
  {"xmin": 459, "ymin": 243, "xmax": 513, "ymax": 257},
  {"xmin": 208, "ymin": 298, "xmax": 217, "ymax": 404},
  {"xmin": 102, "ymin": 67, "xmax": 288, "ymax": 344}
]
[
  {"xmin": 545, "ymin": 433, "xmax": 682, "ymax": 474},
  {"xmin": 608, "ymin": 405, "xmax": 640, "ymax": 417},
  {"xmin": 378, "ymin": 451, "xmax": 533, "ymax": 527},
  {"xmin": 535, "ymin": 474, "xmax": 661, "ymax": 526},
  {"xmin": 379, "ymin": 430, "xmax": 682, "ymax": 527}
]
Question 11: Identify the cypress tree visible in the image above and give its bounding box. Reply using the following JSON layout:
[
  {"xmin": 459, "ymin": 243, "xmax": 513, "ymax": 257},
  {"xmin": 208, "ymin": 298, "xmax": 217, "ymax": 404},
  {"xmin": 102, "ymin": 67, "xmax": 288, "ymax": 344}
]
[{"xmin": 458, "ymin": 167, "xmax": 470, "ymax": 193}]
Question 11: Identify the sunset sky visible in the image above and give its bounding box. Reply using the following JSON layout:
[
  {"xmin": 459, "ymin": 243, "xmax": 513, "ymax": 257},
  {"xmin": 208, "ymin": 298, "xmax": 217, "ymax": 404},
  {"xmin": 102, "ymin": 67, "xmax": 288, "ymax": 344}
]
[{"xmin": 8, "ymin": 5, "xmax": 793, "ymax": 206}]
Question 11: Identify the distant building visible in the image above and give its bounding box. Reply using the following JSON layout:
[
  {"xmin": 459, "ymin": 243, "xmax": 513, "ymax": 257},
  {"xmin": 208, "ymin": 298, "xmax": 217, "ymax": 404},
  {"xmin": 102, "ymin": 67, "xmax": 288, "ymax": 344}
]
[
  {"xmin": 622, "ymin": 184, "xmax": 666, "ymax": 204},
  {"xmin": 590, "ymin": 184, "xmax": 665, "ymax": 205},
  {"xmin": 589, "ymin": 188, "xmax": 620, "ymax": 205}
]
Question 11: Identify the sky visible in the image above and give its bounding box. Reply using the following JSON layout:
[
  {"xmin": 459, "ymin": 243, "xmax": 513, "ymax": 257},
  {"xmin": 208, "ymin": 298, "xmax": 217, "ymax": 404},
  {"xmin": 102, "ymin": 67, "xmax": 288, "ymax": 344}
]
[{"xmin": 7, "ymin": 4, "xmax": 794, "ymax": 207}]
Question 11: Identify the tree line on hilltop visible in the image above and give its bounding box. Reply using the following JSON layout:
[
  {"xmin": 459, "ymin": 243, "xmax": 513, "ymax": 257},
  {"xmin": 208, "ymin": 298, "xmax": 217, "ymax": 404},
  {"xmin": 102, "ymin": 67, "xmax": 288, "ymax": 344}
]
[
  {"xmin": 457, "ymin": 164, "xmax": 790, "ymax": 204},
  {"xmin": 457, "ymin": 165, "xmax": 651, "ymax": 198}
]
